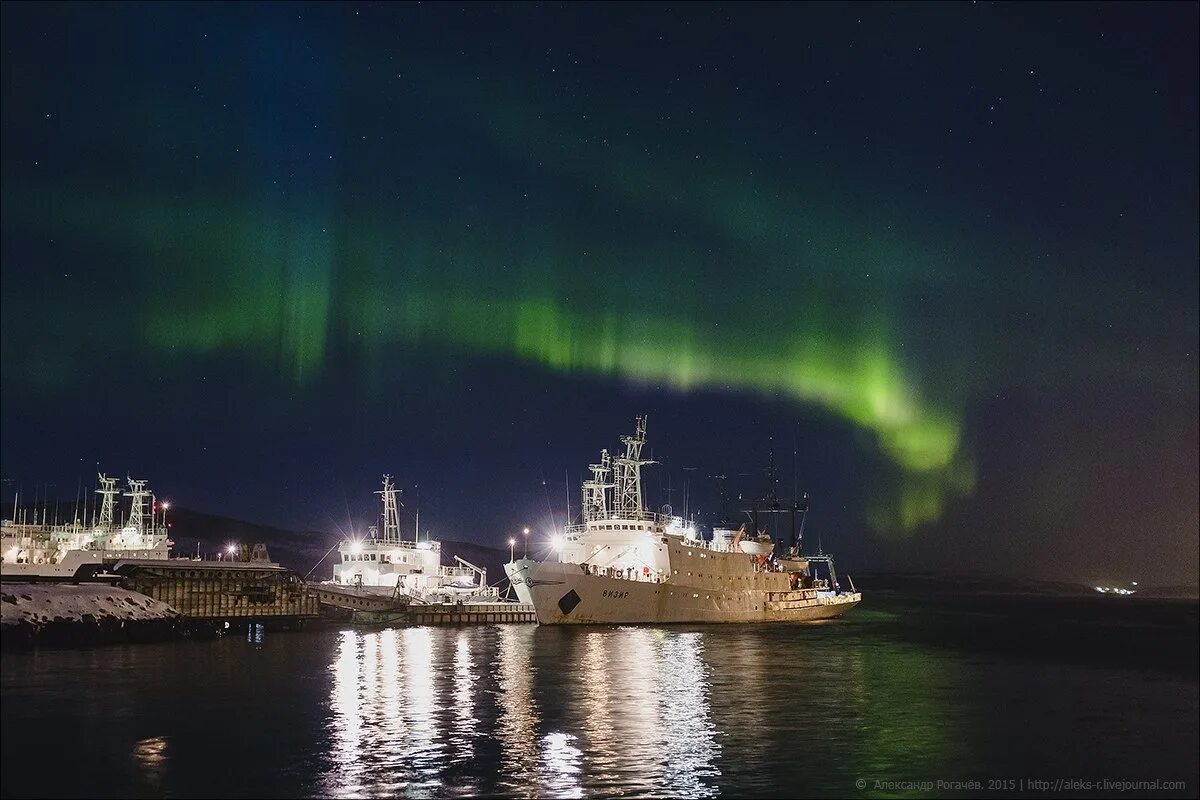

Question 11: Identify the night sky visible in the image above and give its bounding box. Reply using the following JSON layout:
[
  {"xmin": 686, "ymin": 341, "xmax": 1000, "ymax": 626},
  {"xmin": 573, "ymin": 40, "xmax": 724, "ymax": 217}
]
[{"xmin": 2, "ymin": 3, "xmax": 1196, "ymax": 585}]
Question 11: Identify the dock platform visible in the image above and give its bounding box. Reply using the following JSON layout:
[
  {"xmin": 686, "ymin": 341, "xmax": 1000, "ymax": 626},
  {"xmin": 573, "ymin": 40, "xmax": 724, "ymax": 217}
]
[
  {"xmin": 314, "ymin": 585, "xmax": 535, "ymax": 625},
  {"xmin": 113, "ymin": 559, "xmax": 319, "ymax": 629},
  {"xmin": 403, "ymin": 601, "xmax": 536, "ymax": 625}
]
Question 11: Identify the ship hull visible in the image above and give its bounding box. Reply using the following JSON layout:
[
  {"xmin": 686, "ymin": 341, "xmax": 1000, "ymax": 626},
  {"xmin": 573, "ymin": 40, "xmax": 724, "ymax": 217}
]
[{"xmin": 506, "ymin": 559, "xmax": 860, "ymax": 625}]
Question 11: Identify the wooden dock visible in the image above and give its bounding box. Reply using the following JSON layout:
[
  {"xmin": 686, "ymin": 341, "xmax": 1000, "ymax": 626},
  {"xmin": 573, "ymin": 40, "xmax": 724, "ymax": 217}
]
[{"xmin": 113, "ymin": 559, "xmax": 320, "ymax": 628}]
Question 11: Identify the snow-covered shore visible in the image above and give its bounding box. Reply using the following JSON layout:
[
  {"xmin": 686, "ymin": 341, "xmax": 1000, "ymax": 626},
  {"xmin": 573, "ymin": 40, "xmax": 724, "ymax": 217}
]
[{"xmin": 1, "ymin": 583, "xmax": 180, "ymax": 646}]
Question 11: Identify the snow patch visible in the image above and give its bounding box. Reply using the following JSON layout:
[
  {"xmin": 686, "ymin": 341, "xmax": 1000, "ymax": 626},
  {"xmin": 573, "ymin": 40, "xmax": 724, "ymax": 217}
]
[{"xmin": 0, "ymin": 583, "xmax": 179, "ymax": 629}]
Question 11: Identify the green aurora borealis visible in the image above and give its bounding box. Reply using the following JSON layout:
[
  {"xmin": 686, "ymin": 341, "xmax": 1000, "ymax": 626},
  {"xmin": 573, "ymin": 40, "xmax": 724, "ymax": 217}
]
[
  {"xmin": 27, "ymin": 172, "xmax": 975, "ymax": 532},
  {"xmin": 2, "ymin": 3, "xmax": 1196, "ymax": 574}
]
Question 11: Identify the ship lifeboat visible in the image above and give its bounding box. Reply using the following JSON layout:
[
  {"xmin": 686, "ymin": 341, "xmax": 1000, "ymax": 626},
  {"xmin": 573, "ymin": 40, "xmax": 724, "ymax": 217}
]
[
  {"xmin": 731, "ymin": 524, "xmax": 773, "ymax": 555},
  {"xmin": 738, "ymin": 539, "xmax": 773, "ymax": 556}
]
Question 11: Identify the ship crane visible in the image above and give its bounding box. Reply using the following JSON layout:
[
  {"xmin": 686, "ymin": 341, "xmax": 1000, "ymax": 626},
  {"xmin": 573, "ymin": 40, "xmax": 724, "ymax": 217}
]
[
  {"xmin": 740, "ymin": 443, "xmax": 810, "ymax": 556},
  {"xmin": 452, "ymin": 555, "xmax": 487, "ymax": 588}
]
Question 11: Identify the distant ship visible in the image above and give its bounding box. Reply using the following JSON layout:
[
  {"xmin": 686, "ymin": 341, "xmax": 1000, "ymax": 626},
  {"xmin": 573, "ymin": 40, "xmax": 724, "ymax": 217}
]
[
  {"xmin": 505, "ymin": 417, "xmax": 861, "ymax": 625},
  {"xmin": 325, "ymin": 475, "xmax": 499, "ymax": 603},
  {"xmin": 2, "ymin": 474, "xmax": 172, "ymax": 581},
  {"xmin": 1093, "ymin": 584, "xmax": 1137, "ymax": 596}
]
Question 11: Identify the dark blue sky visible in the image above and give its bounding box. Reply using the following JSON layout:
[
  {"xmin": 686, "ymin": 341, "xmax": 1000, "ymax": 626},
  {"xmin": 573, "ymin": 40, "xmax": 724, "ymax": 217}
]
[{"xmin": 2, "ymin": 2, "xmax": 1196, "ymax": 584}]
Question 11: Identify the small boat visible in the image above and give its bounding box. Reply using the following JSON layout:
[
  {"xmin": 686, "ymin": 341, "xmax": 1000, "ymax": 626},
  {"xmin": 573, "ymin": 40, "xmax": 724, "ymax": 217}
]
[{"xmin": 325, "ymin": 475, "xmax": 500, "ymax": 605}]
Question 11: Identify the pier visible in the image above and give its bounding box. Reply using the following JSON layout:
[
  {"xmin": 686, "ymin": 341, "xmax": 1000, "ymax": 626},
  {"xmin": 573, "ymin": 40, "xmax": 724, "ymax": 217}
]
[
  {"xmin": 114, "ymin": 560, "xmax": 320, "ymax": 628},
  {"xmin": 405, "ymin": 601, "xmax": 536, "ymax": 625}
]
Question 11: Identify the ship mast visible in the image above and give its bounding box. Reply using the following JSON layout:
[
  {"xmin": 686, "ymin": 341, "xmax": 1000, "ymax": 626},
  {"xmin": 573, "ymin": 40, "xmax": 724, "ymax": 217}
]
[
  {"xmin": 95, "ymin": 473, "xmax": 118, "ymax": 530},
  {"xmin": 581, "ymin": 449, "xmax": 613, "ymax": 522},
  {"xmin": 376, "ymin": 475, "xmax": 402, "ymax": 543},
  {"xmin": 613, "ymin": 416, "xmax": 656, "ymax": 519},
  {"xmin": 124, "ymin": 478, "xmax": 151, "ymax": 535}
]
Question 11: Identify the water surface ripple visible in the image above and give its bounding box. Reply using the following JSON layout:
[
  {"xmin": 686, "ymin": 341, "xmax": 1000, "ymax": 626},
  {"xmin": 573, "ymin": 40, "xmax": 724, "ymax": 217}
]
[{"xmin": 2, "ymin": 594, "xmax": 1196, "ymax": 798}]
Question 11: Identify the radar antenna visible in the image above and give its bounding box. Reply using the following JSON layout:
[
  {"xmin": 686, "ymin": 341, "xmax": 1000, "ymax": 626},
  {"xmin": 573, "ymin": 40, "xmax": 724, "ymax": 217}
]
[
  {"xmin": 581, "ymin": 449, "xmax": 613, "ymax": 522},
  {"xmin": 613, "ymin": 415, "xmax": 657, "ymax": 518},
  {"xmin": 124, "ymin": 478, "xmax": 151, "ymax": 535},
  {"xmin": 95, "ymin": 473, "xmax": 119, "ymax": 530},
  {"xmin": 710, "ymin": 472, "xmax": 730, "ymax": 523},
  {"xmin": 376, "ymin": 475, "xmax": 402, "ymax": 543},
  {"xmin": 765, "ymin": 439, "xmax": 780, "ymax": 509}
]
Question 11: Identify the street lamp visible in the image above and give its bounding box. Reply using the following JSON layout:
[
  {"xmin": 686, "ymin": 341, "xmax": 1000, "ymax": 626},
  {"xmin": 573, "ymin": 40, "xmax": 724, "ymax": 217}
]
[
  {"xmin": 160, "ymin": 501, "xmax": 169, "ymax": 530},
  {"xmin": 225, "ymin": 543, "xmax": 238, "ymax": 562},
  {"xmin": 522, "ymin": 527, "xmax": 530, "ymax": 557},
  {"xmin": 508, "ymin": 537, "xmax": 516, "ymax": 562}
]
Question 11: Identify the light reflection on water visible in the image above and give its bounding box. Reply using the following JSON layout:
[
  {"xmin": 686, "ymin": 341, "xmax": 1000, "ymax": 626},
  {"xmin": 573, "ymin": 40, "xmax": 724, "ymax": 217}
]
[
  {"xmin": 130, "ymin": 735, "xmax": 168, "ymax": 793},
  {"xmin": 495, "ymin": 625, "xmax": 539, "ymax": 797},
  {"xmin": 324, "ymin": 626, "xmax": 723, "ymax": 798},
  {"xmin": 658, "ymin": 633, "xmax": 720, "ymax": 797},
  {"xmin": 3, "ymin": 598, "xmax": 1195, "ymax": 799}
]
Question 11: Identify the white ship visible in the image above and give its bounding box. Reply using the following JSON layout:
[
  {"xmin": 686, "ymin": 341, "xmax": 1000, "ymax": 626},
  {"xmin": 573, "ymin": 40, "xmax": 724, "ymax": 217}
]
[
  {"xmin": 327, "ymin": 475, "xmax": 499, "ymax": 603},
  {"xmin": 2, "ymin": 474, "xmax": 172, "ymax": 581},
  {"xmin": 505, "ymin": 417, "xmax": 862, "ymax": 625}
]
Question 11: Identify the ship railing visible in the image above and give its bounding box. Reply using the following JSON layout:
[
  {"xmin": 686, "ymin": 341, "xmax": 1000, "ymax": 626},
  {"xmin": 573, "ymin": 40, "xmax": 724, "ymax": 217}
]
[
  {"xmin": 565, "ymin": 512, "xmax": 691, "ymax": 538},
  {"xmin": 3, "ymin": 522, "xmax": 85, "ymax": 538},
  {"xmin": 436, "ymin": 565, "xmax": 477, "ymax": 578},
  {"xmin": 578, "ymin": 562, "xmax": 666, "ymax": 584},
  {"xmin": 353, "ymin": 538, "xmax": 441, "ymax": 552}
]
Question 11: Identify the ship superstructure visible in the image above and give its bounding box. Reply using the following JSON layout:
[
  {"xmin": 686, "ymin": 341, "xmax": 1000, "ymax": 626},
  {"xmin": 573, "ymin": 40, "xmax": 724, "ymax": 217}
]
[
  {"xmin": 2, "ymin": 473, "xmax": 173, "ymax": 581},
  {"xmin": 505, "ymin": 417, "xmax": 861, "ymax": 624},
  {"xmin": 330, "ymin": 475, "xmax": 498, "ymax": 602}
]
